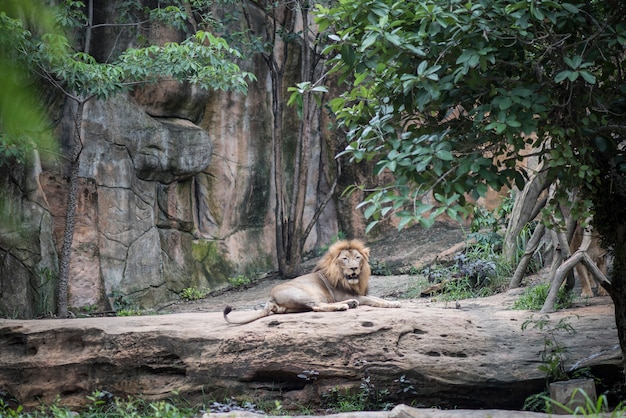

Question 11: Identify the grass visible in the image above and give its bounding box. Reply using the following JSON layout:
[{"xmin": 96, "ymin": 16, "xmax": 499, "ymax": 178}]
[
  {"xmin": 524, "ymin": 389, "xmax": 626, "ymax": 416},
  {"xmin": 227, "ymin": 274, "xmax": 252, "ymax": 288},
  {"xmin": 0, "ymin": 393, "xmax": 200, "ymax": 418},
  {"xmin": 179, "ymin": 286, "xmax": 209, "ymax": 301},
  {"xmin": 512, "ymin": 282, "xmax": 576, "ymax": 311}
]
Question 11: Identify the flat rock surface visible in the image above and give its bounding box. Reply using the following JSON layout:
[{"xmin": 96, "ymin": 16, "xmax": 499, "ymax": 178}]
[{"xmin": 0, "ymin": 288, "xmax": 620, "ymax": 413}]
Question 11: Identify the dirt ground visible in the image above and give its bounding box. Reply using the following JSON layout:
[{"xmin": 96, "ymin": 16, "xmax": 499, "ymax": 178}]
[{"xmin": 158, "ymin": 222, "xmax": 474, "ymax": 314}]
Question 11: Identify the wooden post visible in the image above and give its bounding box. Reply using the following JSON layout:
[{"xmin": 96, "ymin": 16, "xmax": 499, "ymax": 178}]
[{"xmin": 549, "ymin": 378, "xmax": 596, "ymax": 414}]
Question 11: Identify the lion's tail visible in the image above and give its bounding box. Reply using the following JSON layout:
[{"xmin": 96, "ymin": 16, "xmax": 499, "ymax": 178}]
[{"xmin": 223, "ymin": 303, "xmax": 273, "ymax": 324}]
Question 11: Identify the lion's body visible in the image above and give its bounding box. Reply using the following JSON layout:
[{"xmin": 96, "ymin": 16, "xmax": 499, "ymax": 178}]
[{"xmin": 223, "ymin": 240, "xmax": 401, "ymax": 324}]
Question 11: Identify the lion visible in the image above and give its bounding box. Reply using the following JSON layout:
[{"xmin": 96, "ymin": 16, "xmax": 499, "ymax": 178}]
[{"xmin": 223, "ymin": 239, "xmax": 401, "ymax": 324}]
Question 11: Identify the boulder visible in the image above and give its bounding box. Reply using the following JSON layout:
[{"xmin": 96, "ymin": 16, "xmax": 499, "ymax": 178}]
[{"xmin": 0, "ymin": 288, "xmax": 620, "ymax": 412}]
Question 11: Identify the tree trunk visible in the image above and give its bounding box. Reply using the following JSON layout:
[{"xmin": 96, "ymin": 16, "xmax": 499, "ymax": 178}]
[
  {"xmin": 588, "ymin": 155, "xmax": 626, "ymax": 384},
  {"xmin": 285, "ymin": 1, "xmax": 315, "ymax": 277},
  {"xmin": 610, "ymin": 268, "xmax": 626, "ymax": 384},
  {"xmin": 503, "ymin": 170, "xmax": 549, "ymax": 263},
  {"xmin": 509, "ymin": 222, "xmax": 545, "ymax": 288},
  {"xmin": 57, "ymin": 0, "xmax": 93, "ymax": 317},
  {"xmin": 57, "ymin": 100, "xmax": 84, "ymax": 318}
]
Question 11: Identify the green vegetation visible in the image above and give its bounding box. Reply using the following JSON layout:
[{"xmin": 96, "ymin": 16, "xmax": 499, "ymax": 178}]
[
  {"xmin": 179, "ymin": 287, "xmax": 209, "ymax": 301},
  {"xmin": 523, "ymin": 316, "xmax": 577, "ymax": 384},
  {"xmin": 519, "ymin": 315, "xmax": 608, "ymax": 413},
  {"xmin": 228, "ymin": 274, "xmax": 252, "ymax": 289},
  {"xmin": 315, "ymin": 0, "xmax": 626, "ymax": 379},
  {"xmin": 543, "ymin": 389, "xmax": 625, "ymax": 416},
  {"xmin": 409, "ymin": 199, "xmax": 516, "ymax": 302},
  {"xmin": 0, "ymin": 392, "xmax": 198, "ymax": 418},
  {"xmin": 323, "ymin": 376, "xmax": 393, "ymax": 412},
  {"xmin": 512, "ymin": 283, "xmax": 576, "ymax": 311}
]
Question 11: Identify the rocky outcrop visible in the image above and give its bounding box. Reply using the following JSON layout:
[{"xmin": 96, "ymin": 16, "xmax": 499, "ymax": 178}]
[
  {"xmin": 0, "ymin": 0, "xmax": 348, "ymax": 316},
  {"xmin": 0, "ymin": 152, "xmax": 58, "ymax": 318},
  {"xmin": 0, "ymin": 291, "xmax": 620, "ymax": 412}
]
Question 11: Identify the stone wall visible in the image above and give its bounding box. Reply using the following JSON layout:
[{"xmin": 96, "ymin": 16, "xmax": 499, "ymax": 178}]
[{"xmin": 0, "ymin": 1, "xmax": 353, "ymax": 317}]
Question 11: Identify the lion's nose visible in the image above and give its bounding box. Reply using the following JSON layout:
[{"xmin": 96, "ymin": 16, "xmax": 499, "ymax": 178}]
[{"xmin": 350, "ymin": 267, "xmax": 358, "ymax": 272}]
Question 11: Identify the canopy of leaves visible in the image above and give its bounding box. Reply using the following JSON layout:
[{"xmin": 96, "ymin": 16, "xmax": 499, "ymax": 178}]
[
  {"xmin": 0, "ymin": 1, "xmax": 59, "ymax": 164},
  {"xmin": 316, "ymin": 0, "xmax": 626, "ymax": 232},
  {"xmin": 0, "ymin": 0, "xmax": 255, "ymax": 166}
]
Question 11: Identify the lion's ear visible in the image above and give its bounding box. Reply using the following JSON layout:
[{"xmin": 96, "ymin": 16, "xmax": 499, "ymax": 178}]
[{"xmin": 361, "ymin": 247, "xmax": 370, "ymax": 259}]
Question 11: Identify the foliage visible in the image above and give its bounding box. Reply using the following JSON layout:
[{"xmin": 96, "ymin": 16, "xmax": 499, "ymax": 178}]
[
  {"xmin": 522, "ymin": 390, "xmax": 551, "ymax": 413},
  {"xmin": 109, "ymin": 291, "xmax": 141, "ymax": 316},
  {"xmin": 316, "ymin": 0, "xmax": 626, "ymax": 232},
  {"xmin": 543, "ymin": 390, "xmax": 625, "ymax": 416},
  {"xmin": 0, "ymin": 391, "xmax": 199, "ymax": 417},
  {"xmin": 470, "ymin": 190, "xmax": 515, "ymax": 235},
  {"xmin": 179, "ymin": 287, "xmax": 209, "ymax": 301},
  {"xmin": 416, "ymin": 233, "xmax": 512, "ymax": 301},
  {"xmin": 512, "ymin": 283, "xmax": 576, "ymax": 311},
  {"xmin": 0, "ymin": 1, "xmax": 59, "ymax": 164},
  {"xmin": 323, "ymin": 376, "xmax": 393, "ymax": 412},
  {"xmin": 0, "ymin": 1, "xmax": 254, "ymax": 166},
  {"xmin": 228, "ymin": 274, "xmax": 252, "ymax": 289},
  {"xmin": 514, "ymin": 221, "xmax": 544, "ymax": 273},
  {"xmin": 522, "ymin": 315, "xmax": 576, "ymax": 383}
]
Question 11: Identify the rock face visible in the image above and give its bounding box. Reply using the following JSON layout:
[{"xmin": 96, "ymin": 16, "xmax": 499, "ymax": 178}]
[
  {"xmin": 0, "ymin": 290, "xmax": 621, "ymax": 411},
  {"xmin": 0, "ymin": 1, "xmax": 351, "ymax": 316}
]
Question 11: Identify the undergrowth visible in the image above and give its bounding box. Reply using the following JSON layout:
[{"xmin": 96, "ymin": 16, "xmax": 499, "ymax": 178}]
[
  {"xmin": 0, "ymin": 391, "xmax": 199, "ymax": 418},
  {"xmin": 512, "ymin": 282, "xmax": 576, "ymax": 311}
]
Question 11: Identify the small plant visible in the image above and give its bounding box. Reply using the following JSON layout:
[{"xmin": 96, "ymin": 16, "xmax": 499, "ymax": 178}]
[
  {"xmin": 544, "ymin": 389, "xmax": 625, "ymax": 416},
  {"xmin": 0, "ymin": 391, "xmax": 200, "ymax": 417},
  {"xmin": 228, "ymin": 275, "xmax": 251, "ymax": 288},
  {"xmin": 74, "ymin": 304, "xmax": 99, "ymax": 317},
  {"xmin": 180, "ymin": 287, "xmax": 208, "ymax": 301},
  {"xmin": 520, "ymin": 315, "xmax": 596, "ymax": 413},
  {"xmin": 515, "ymin": 221, "xmax": 544, "ymax": 273},
  {"xmin": 34, "ymin": 267, "xmax": 56, "ymax": 316},
  {"xmin": 512, "ymin": 283, "xmax": 576, "ymax": 311},
  {"xmin": 394, "ymin": 374, "xmax": 417, "ymax": 396},
  {"xmin": 522, "ymin": 391, "xmax": 550, "ymax": 413},
  {"xmin": 116, "ymin": 308, "xmax": 142, "ymax": 317},
  {"xmin": 323, "ymin": 376, "xmax": 393, "ymax": 412},
  {"xmin": 522, "ymin": 315, "xmax": 576, "ymax": 383}
]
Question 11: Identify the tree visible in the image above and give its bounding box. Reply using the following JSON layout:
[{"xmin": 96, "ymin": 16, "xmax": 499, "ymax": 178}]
[
  {"xmin": 2, "ymin": 0, "xmax": 254, "ymax": 317},
  {"xmin": 316, "ymin": 0, "xmax": 626, "ymax": 378},
  {"xmin": 240, "ymin": 0, "xmax": 335, "ymax": 277}
]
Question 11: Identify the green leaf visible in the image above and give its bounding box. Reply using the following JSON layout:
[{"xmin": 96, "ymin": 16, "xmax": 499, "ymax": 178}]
[
  {"xmin": 435, "ymin": 149, "xmax": 454, "ymax": 161},
  {"xmin": 579, "ymin": 70, "xmax": 596, "ymax": 84}
]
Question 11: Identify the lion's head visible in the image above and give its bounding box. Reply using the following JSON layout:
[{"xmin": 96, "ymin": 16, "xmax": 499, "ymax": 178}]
[{"xmin": 314, "ymin": 239, "xmax": 371, "ymax": 296}]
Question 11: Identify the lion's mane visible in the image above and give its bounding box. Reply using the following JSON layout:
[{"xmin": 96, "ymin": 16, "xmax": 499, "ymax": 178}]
[{"xmin": 313, "ymin": 239, "xmax": 371, "ymax": 296}]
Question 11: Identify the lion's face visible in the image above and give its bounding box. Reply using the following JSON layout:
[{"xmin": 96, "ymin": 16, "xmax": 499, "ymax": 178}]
[
  {"xmin": 338, "ymin": 249, "xmax": 364, "ymax": 284},
  {"xmin": 315, "ymin": 239, "xmax": 371, "ymax": 295}
]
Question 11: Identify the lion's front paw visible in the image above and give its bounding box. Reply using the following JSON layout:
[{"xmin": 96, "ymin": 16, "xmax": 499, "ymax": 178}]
[
  {"xmin": 389, "ymin": 301, "xmax": 402, "ymax": 308},
  {"xmin": 346, "ymin": 299, "xmax": 359, "ymax": 309}
]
